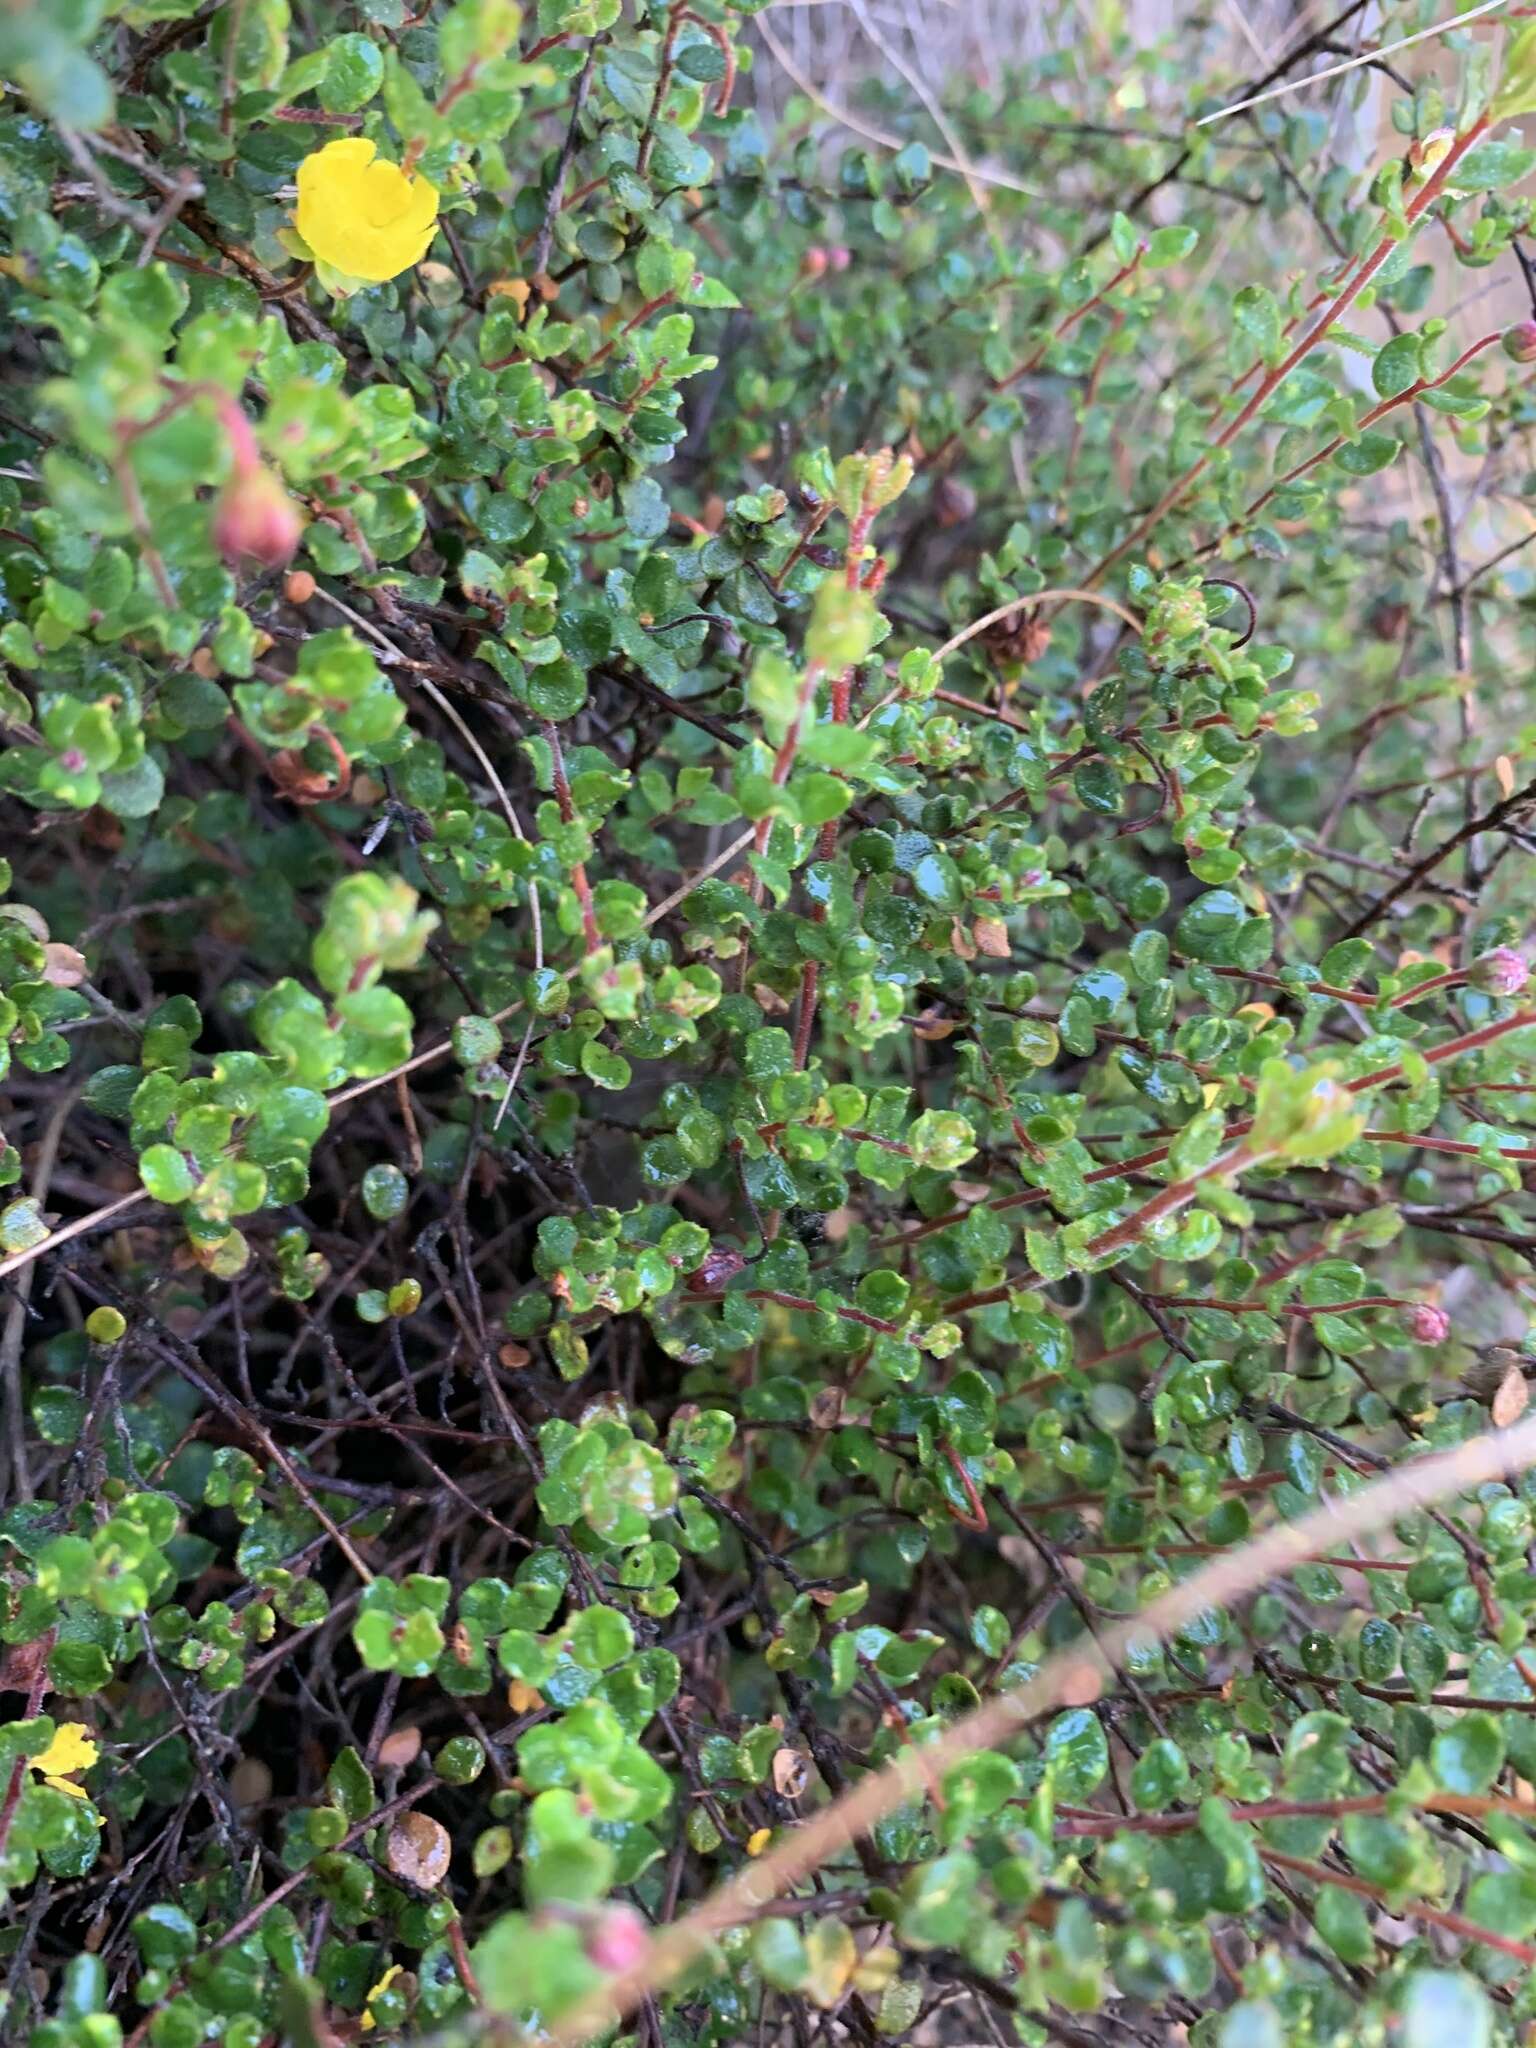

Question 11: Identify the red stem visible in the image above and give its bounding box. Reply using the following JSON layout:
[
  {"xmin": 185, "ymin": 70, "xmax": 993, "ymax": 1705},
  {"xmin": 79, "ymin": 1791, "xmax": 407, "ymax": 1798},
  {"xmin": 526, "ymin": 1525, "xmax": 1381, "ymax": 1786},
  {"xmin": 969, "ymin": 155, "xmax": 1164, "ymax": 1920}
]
[
  {"xmin": 0, "ymin": 1644, "xmax": 53, "ymax": 1870},
  {"xmin": 943, "ymin": 1444, "xmax": 988, "ymax": 1531},
  {"xmin": 543, "ymin": 720, "xmax": 601, "ymax": 954},
  {"xmin": 903, "ymin": 1006, "xmax": 1535, "ymax": 1263},
  {"xmin": 1082, "ymin": 118, "xmax": 1489, "ymax": 589}
]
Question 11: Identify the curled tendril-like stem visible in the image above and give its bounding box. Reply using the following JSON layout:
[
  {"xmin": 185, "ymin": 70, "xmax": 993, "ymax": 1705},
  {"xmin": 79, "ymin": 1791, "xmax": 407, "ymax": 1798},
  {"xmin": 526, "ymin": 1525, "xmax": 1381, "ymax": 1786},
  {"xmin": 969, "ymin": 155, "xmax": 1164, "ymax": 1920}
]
[{"xmin": 1201, "ymin": 574, "xmax": 1259, "ymax": 647}]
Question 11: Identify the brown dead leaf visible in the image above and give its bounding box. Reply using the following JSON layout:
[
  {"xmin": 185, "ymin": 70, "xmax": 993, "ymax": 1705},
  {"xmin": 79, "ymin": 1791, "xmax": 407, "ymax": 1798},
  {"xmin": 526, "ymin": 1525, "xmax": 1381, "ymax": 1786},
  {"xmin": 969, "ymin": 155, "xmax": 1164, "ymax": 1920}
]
[
  {"xmin": 1494, "ymin": 1360, "xmax": 1530, "ymax": 1429},
  {"xmin": 41, "ymin": 943, "xmax": 86, "ymax": 988},
  {"xmin": 808, "ymin": 1385, "xmax": 845, "ymax": 1430},
  {"xmin": 498, "ymin": 1341, "xmax": 531, "ymax": 1371},
  {"xmin": 386, "ymin": 1811, "xmax": 451, "ymax": 1889},
  {"xmin": 973, "ymin": 916, "xmax": 1010, "ymax": 959},
  {"xmin": 949, "ymin": 918, "xmax": 977, "ymax": 961},
  {"xmin": 1497, "ymin": 753, "xmax": 1516, "ymax": 800},
  {"xmin": 0, "ymin": 1633, "xmax": 52, "ymax": 1700},
  {"xmin": 771, "ymin": 1747, "xmax": 811, "ymax": 1800},
  {"xmin": 270, "ymin": 746, "xmax": 351, "ymax": 806},
  {"xmin": 377, "ymin": 1725, "xmax": 422, "ymax": 1771},
  {"xmin": 912, "ymin": 1006, "xmax": 957, "ymax": 1041},
  {"xmin": 753, "ymin": 982, "xmax": 790, "ymax": 1015}
]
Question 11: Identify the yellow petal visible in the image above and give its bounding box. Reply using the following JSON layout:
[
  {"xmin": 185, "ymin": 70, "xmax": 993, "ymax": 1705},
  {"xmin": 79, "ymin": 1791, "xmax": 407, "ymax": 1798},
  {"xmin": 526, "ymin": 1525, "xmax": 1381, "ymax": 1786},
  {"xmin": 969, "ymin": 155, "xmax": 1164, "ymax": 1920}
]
[
  {"xmin": 294, "ymin": 138, "xmax": 439, "ymax": 285},
  {"xmin": 43, "ymin": 1773, "xmax": 90, "ymax": 1801},
  {"xmin": 33, "ymin": 1724, "xmax": 98, "ymax": 1780},
  {"xmin": 361, "ymin": 1962, "xmax": 404, "ymax": 2030}
]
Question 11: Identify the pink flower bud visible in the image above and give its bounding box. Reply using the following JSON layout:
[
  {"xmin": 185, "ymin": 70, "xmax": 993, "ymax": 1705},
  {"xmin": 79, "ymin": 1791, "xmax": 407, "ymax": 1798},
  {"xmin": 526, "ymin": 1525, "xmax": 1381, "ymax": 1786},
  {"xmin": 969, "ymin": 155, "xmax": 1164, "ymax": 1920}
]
[
  {"xmin": 584, "ymin": 1905, "xmax": 649, "ymax": 1975},
  {"xmin": 1503, "ymin": 322, "xmax": 1536, "ymax": 365},
  {"xmin": 827, "ymin": 246, "xmax": 851, "ymax": 273},
  {"xmin": 213, "ymin": 466, "xmax": 304, "ymax": 569},
  {"xmin": 1469, "ymin": 946, "xmax": 1530, "ymax": 996},
  {"xmin": 1406, "ymin": 1302, "xmax": 1451, "ymax": 1345}
]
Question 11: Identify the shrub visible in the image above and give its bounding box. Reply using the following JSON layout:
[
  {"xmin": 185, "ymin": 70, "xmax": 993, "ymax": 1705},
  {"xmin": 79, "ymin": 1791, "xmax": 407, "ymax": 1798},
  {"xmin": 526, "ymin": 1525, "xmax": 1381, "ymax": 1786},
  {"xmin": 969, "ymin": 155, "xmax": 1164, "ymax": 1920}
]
[{"xmin": 6, "ymin": 4, "xmax": 1536, "ymax": 2046}]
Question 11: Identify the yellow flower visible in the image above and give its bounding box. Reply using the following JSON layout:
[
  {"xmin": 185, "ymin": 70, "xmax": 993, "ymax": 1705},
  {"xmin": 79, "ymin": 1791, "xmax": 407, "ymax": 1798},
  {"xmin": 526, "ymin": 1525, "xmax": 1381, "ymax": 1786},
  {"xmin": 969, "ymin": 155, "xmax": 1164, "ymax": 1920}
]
[
  {"xmin": 32, "ymin": 1723, "xmax": 98, "ymax": 1801},
  {"xmin": 360, "ymin": 1963, "xmax": 403, "ymax": 2032},
  {"xmin": 295, "ymin": 139, "xmax": 439, "ymax": 285}
]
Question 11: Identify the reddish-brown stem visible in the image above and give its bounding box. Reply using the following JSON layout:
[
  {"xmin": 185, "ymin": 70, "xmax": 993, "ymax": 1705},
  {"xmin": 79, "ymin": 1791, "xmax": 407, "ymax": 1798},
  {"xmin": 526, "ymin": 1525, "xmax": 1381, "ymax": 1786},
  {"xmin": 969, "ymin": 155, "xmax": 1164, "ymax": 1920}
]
[
  {"xmin": 436, "ymin": 60, "xmax": 481, "ymax": 115},
  {"xmin": 1071, "ymin": 1543, "xmax": 1411, "ymax": 1572},
  {"xmin": 1259, "ymin": 1846, "xmax": 1536, "ymax": 1966},
  {"xmin": 1269, "ymin": 1664, "xmax": 1536, "ymax": 1714},
  {"xmin": 124, "ymin": 1784, "xmax": 435, "ymax": 2048},
  {"xmin": 932, "ymin": 685, "xmax": 1034, "ymax": 733},
  {"xmin": 770, "ymin": 499, "xmax": 832, "ymax": 591},
  {"xmin": 887, "ymin": 1006, "xmax": 1535, "ymax": 1257},
  {"xmin": 1082, "ymin": 1140, "xmax": 1260, "ymax": 1263},
  {"xmin": 926, "ymin": 249, "xmax": 1144, "ymax": 468},
  {"xmin": 1017, "ymin": 1329, "xmax": 1158, "ymax": 1396},
  {"xmin": 751, "ymin": 662, "xmax": 824, "ymax": 877},
  {"xmin": 1082, "ymin": 118, "xmax": 1489, "ymax": 590},
  {"xmin": 1055, "ymin": 1790, "xmax": 1536, "ymax": 1835},
  {"xmin": 747, "ymin": 1289, "xmax": 898, "ymax": 1334},
  {"xmin": 1064, "ymin": 311, "xmax": 1124, "ymax": 489},
  {"xmin": 687, "ymin": 1287, "xmax": 899, "ymax": 1334},
  {"xmin": 943, "ymin": 1444, "xmax": 989, "ymax": 1531},
  {"xmin": 678, "ymin": 10, "xmax": 736, "ymax": 115},
  {"xmin": 1212, "ymin": 288, "xmax": 1328, "ymax": 417},
  {"xmin": 757, "ymin": 1120, "xmax": 912, "ymax": 1157},
  {"xmin": 0, "ymin": 1642, "xmax": 53, "ymax": 1871},
  {"xmin": 1186, "ymin": 332, "xmax": 1501, "ymax": 565},
  {"xmin": 543, "ymin": 720, "xmax": 601, "ymax": 953},
  {"xmin": 484, "ymin": 289, "xmax": 680, "ymax": 372},
  {"xmin": 792, "ymin": 665, "xmax": 855, "ymax": 1068},
  {"xmin": 1359, "ymin": 1128, "xmax": 1536, "ymax": 1161},
  {"xmin": 447, "ymin": 1916, "xmax": 484, "ymax": 2004},
  {"xmin": 1152, "ymin": 1293, "xmax": 1408, "ymax": 1315},
  {"xmin": 636, "ymin": 4, "xmax": 685, "ymax": 177},
  {"xmin": 587, "ymin": 290, "xmax": 678, "ymax": 367}
]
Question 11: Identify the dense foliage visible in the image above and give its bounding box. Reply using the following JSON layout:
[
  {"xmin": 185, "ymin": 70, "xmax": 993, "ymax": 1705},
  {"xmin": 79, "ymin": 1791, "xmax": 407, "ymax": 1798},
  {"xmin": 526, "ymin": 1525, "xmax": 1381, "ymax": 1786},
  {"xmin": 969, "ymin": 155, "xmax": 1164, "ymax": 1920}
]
[{"xmin": 10, "ymin": 2, "xmax": 1536, "ymax": 2044}]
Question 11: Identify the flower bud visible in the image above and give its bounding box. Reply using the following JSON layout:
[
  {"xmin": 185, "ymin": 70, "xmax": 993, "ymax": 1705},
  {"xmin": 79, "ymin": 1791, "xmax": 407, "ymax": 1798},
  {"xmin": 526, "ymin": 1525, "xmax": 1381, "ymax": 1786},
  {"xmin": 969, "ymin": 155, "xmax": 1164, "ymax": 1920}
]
[
  {"xmin": 214, "ymin": 466, "xmax": 304, "ymax": 569},
  {"xmin": 800, "ymin": 246, "xmax": 830, "ymax": 280},
  {"xmin": 584, "ymin": 1905, "xmax": 648, "ymax": 1975},
  {"xmin": 1408, "ymin": 127, "xmax": 1454, "ymax": 179},
  {"xmin": 1469, "ymin": 946, "xmax": 1529, "ymax": 996},
  {"xmin": 828, "ymin": 246, "xmax": 851, "ymax": 273},
  {"xmin": 1405, "ymin": 1302, "xmax": 1451, "ymax": 1345},
  {"xmin": 1503, "ymin": 322, "xmax": 1536, "ymax": 364}
]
